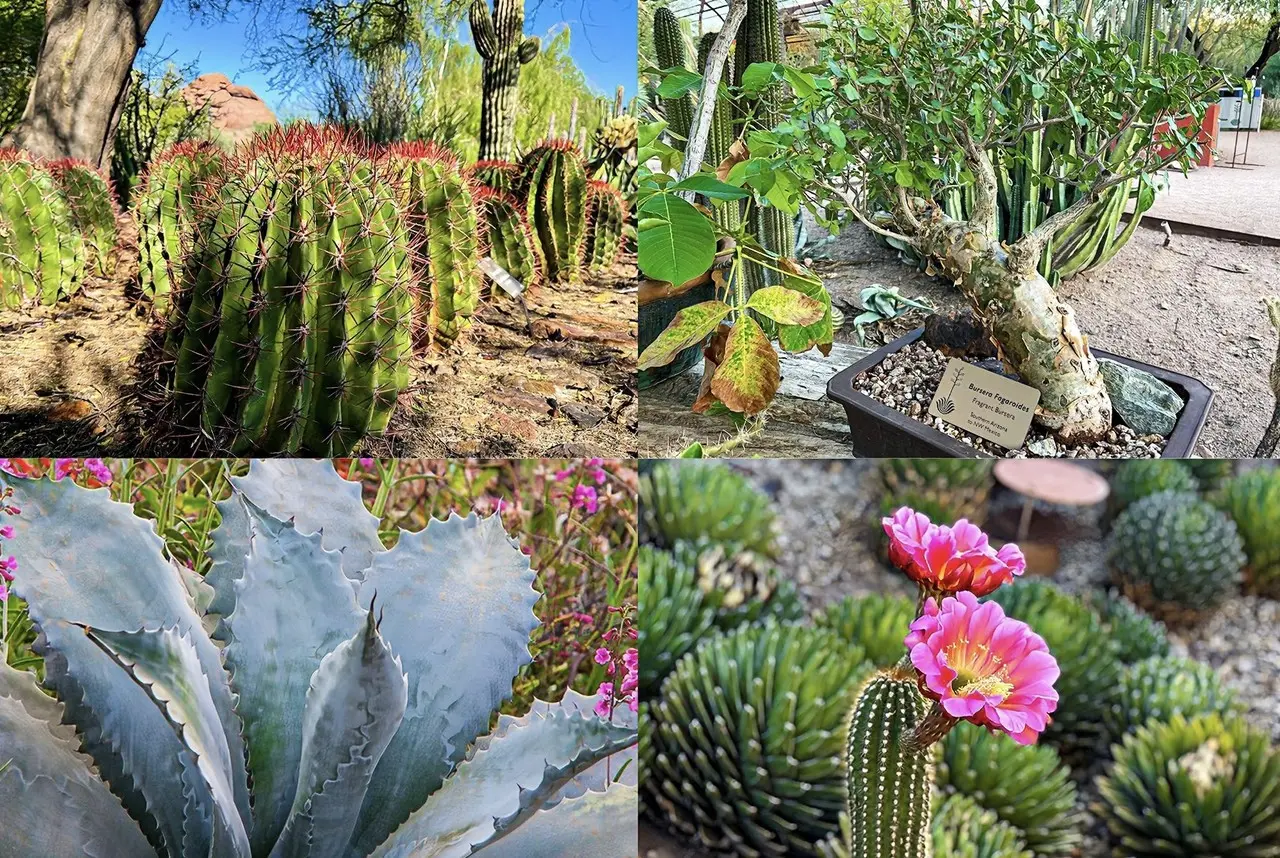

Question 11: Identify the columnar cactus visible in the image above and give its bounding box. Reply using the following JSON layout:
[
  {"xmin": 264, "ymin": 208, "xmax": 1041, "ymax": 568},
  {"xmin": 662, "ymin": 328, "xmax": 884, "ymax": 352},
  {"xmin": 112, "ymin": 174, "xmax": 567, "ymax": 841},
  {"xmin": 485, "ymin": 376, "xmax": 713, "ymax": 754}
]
[
  {"xmin": 475, "ymin": 185, "xmax": 544, "ymax": 292},
  {"xmin": 652, "ymin": 7, "xmax": 695, "ymax": 142},
  {"xmin": 469, "ymin": 0, "xmax": 540, "ymax": 161},
  {"xmin": 47, "ymin": 159, "xmax": 119, "ymax": 277},
  {"xmin": 0, "ymin": 148, "xmax": 87, "ymax": 307},
  {"xmin": 584, "ymin": 179, "xmax": 626, "ymax": 272},
  {"xmin": 387, "ymin": 142, "xmax": 482, "ymax": 347},
  {"xmin": 165, "ymin": 127, "xmax": 414, "ymax": 455},
  {"xmin": 742, "ymin": 0, "xmax": 793, "ymax": 288},
  {"xmin": 844, "ymin": 667, "xmax": 934, "ymax": 858},
  {"xmin": 135, "ymin": 141, "xmax": 227, "ymax": 310},
  {"xmin": 1214, "ymin": 467, "xmax": 1280, "ymax": 598},
  {"xmin": 697, "ymin": 32, "xmax": 742, "ymax": 234},
  {"xmin": 519, "ymin": 139, "xmax": 588, "ymax": 284}
]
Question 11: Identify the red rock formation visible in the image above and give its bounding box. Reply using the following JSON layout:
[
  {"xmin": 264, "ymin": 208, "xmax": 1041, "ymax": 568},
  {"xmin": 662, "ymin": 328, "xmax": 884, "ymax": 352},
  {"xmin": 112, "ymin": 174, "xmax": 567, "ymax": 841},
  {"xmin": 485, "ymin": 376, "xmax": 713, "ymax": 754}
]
[{"xmin": 181, "ymin": 73, "xmax": 278, "ymax": 146}]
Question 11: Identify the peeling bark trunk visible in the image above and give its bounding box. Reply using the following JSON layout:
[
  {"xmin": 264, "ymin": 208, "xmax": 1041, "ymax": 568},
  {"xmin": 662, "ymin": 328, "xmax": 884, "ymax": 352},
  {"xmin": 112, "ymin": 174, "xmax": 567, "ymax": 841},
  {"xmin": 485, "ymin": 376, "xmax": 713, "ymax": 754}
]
[
  {"xmin": 916, "ymin": 217, "xmax": 1113, "ymax": 443},
  {"xmin": 0, "ymin": 0, "xmax": 161, "ymax": 167}
]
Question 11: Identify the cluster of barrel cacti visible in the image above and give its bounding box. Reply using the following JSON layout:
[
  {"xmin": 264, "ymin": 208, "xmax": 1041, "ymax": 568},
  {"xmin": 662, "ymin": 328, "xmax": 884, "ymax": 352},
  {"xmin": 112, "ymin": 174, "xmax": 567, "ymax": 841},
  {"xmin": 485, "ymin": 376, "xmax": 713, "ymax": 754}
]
[{"xmin": 0, "ymin": 149, "xmax": 117, "ymax": 307}]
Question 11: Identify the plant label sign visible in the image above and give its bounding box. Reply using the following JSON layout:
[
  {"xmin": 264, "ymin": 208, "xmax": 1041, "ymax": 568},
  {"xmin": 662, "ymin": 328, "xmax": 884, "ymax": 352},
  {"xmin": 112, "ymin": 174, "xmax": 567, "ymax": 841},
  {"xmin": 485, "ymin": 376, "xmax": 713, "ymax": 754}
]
[
  {"xmin": 928, "ymin": 358, "xmax": 1040, "ymax": 450},
  {"xmin": 478, "ymin": 257, "xmax": 525, "ymax": 299}
]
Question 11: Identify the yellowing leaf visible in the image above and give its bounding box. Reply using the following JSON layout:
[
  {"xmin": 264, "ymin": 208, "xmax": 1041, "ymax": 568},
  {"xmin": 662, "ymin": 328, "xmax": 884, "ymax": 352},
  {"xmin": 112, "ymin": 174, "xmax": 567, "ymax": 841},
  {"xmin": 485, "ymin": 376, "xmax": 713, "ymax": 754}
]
[
  {"xmin": 744, "ymin": 285, "xmax": 826, "ymax": 326},
  {"xmin": 710, "ymin": 317, "xmax": 781, "ymax": 415},
  {"xmin": 637, "ymin": 301, "xmax": 733, "ymax": 370}
]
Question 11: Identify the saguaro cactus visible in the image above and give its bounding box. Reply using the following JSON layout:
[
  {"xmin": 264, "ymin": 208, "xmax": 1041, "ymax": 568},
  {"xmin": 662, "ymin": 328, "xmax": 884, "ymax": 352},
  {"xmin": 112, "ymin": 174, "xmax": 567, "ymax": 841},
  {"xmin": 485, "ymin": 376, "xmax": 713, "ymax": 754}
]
[
  {"xmin": 520, "ymin": 139, "xmax": 588, "ymax": 284},
  {"xmin": 475, "ymin": 185, "xmax": 544, "ymax": 292},
  {"xmin": 0, "ymin": 148, "xmax": 86, "ymax": 307},
  {"xmin": 469, "ymin": 0, "xmax": 540, "ymax": 161},
  {"xmin": 165, "ymin": 127, "xmax": 415, "ymax": 455},
  {"xmin": 584, "ymin": 179, "xmax": 626, "ymax": 272},
  {"xmin": 47, "ymin": 159, "xmax": 118, "ymax": 277}
]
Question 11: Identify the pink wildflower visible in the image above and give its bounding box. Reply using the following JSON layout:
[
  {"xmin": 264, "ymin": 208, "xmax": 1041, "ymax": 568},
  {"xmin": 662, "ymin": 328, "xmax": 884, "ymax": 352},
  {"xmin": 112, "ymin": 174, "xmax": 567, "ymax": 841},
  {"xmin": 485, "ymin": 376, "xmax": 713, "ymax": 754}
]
[
  {"xmin": 594, "ymin": 647, "xmax": 612, "ymax": 665},
  {"xmin": 0, "ymin": 525, "xmax": 13, "ymax": 540},
  {"xmin": 905, "ymin": 592, "xmax": 1059, "ymax": 745},
  {"xmin": 572, "ymin": 484, "xmax": 599, "ymax": 514},
  {"xmin": 883, "ymin": 507, "xmax": 1026, "ymax": 597},
  {"xmin": 594, "ymin": 683, "xmax": 614, "ymax": 717},
  {"xmin": 358, "ymin": 458, "xmax": 375, "ymax": 468}
]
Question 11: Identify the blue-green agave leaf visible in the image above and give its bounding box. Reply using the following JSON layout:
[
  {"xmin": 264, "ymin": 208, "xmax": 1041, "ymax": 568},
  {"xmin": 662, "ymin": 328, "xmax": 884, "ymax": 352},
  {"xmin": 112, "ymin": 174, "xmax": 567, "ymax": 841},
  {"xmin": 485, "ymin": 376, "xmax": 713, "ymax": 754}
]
[
  {"xmin": 85, "ymin": 626, "xmax": 252, "ymax": 858},
  {"xmin": 348, "ymin": 513, "xmax": 541, "ymax": 856},
  {"xmin": 0, "ymin": 661, "xmax": 155, "ymax": 857},
  {"xmin": 8, "ymin": 476, "xmax": 251, "ymax": 856},
  {"xmin": 220, "ymin": 497, "xmax": 365, "ymax": 854},
  {"xmin": 539, "ymin": 692, "xmax": 638, "ymax": 802},
  {"xmin": 369, "ymin": 691, "xmax": 637, "ymax": 858},
  {"xmin": 272, "ymin": 609, "xmax": 408, "ymax": 858},
  {"xmin": 468, "ymin": 785, "xmax": 638, "ymax": 858}
]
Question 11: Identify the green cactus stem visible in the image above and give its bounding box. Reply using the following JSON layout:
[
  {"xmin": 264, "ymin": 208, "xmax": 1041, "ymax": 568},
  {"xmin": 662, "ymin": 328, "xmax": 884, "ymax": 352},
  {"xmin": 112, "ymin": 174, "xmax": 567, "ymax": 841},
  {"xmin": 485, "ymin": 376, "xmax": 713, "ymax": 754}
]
[
  {"xmin": 584, "ymin": 180, "xmax": 626, "ymax": 272},
  {"xmin": 845, "ymin": 666, "xmax": 935, "ymax": 858},
  {"xmin": 744, "ymin": 0, "xmax": 794, "ymax": 289},
  {"xmin": 653, "ymin": 7, "xmax": 695, "ymax": 142},
  {"xmin": 475, "ymin": 185, "xmax": 544, "ymax": 293},
  {"xmin": 165, "ymin": 127, "xmax": 414, "ymax": 455},
  {"xmin": 519, "ymin": 139, "xmax": 588, "ymax": 284},
  {"xmin": 468, "ymin": 158, "xmax": 521, "ymax": 194},
  {"xmin": 469, "ymin": 0, "xmax": 540, "ymax": 161},
  {"xmin": 47, "ymin": 159, "xmax": 118, "ymax": 278},
  {"xmin": 0, "ymin": 148, "xmax": 87, "ymax": 308},
  {"xmin": 698, "ymin": 32, "xmax": 742, "ymax": 235}
]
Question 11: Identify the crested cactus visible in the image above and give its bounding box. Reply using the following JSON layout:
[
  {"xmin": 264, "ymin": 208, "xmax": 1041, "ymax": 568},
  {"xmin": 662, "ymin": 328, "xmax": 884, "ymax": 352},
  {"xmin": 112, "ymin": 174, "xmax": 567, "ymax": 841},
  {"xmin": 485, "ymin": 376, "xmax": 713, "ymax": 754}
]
[
  {"xmin": 1103, "ymin": 655, "xmax": 1238, "ymax": 743},
  {"xmin": 1108, "ymin": 490, "xmax": 1246, "ymax": 625},
  {"xmin": 1110, "ymin": 459, "xmax": 1199, "ymax": 517},
  {"xmin": 135, "ymin": 140, "xmax": 227, "ymax": 311},
  {"xmin": 644, "ymin": 621, "xmax": 872, "ymax": 856},
  {"xmin": 1214, "ymin": 467, "xmax": 1280, "ymax": 598},
  {"xmin": 584, "ymin": 180, "xmax": 626, "ymax": 272},
  {"xmin": 0, "ymin": 148, "xmax": 87, "ymax": 307},
  {"xmin": 165, "ymin": 127, "xmax": 414, "ymax": 455},
  {"xmin": 879, "ymin": 458, "xmax": 995, "ymax": 526},
  {"xmin": 639, "ymin": 461, "xmax": 777, "ymax": 556},
  {"xmin": 844, "ymin": 666, "xmax": 934, "ymax": 858},
  {"xmin": 936, "ymin": 722, "xmax": 1083, "ymax": 857},
  {"xmin": 469, "ymin": 0, "xmax": 540, "ymax": 161},
  {"xmin": 475, "ymin": 185, "xmax": 544, "ymax": 292},
  {"xmin": 815, "ymin": 592, "xmax": 917, "ymax": 668},
  {"xmin": 1096, "ymin": 714, "xmax": 1280, "ymax": 857},
  {"xmin": 47, "ymin": 158, "xmax": 119, "ymax": 277},
  {"xmin": 1092, "ymin": 592, "xmax": 1169, "ymax": 664},
  {"xmin": 388, "ymin": 142, "xmax": 482, "ymax": 348},
  {"xmin": 519, "ymin": 139, "xmax": 588, "ymax": 284},
  {"xmin": 0, "ymin": 459, "xmax": 637, "ymax": 857},
  {"xmin": 652, "ymin": 7, "xmax": 695, "ymax": 142}
]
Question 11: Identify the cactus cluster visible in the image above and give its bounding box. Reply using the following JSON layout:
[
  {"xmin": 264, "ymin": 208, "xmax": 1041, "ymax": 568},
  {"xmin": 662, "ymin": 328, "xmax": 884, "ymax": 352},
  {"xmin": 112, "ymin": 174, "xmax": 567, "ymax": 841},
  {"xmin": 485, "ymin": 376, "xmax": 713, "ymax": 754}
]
[
  {"xmin": 584, "ymin": 180, "xmax": 626, "ymax": 272},
  {"xmin": 1110, "ymin": 459, "xmax": 1199, "ymax": 517},
  {"xmin": 0, "ymin": 148, "xmax": 88, "ymax": 307},
  {"xmin": 475, "ymin": 185, "xmax": 544, "ymax": 292},
  {"xmin": 820, "ymin": 794, "xmax": 1035, "ymax": 858},
  {"xmin": 519, "ymin": 139, "xmax": 589, "ymax": 284},
  {"xmin": 1092, "ymin": 591, "xmax": 1169, "ymax": 664},
  {"xmin": 469, "ymin": 0, "xmax": 540, "ymax": 161},
  {"xmin": 1103, "ymin": 655, "xmax": 1238, "ymax": 742},
  {"xmin": 1186, "ymin": 458, "xmax": 1236, "ymax": 490},
  {"xmin": 640, "ymin": 461, "xmax": 778, "ymax": 555},
  {"xmin": 1214, "ymin": 466, "xmax": 1280, "ymax": 598},
  {"xmin": 1108, "ymin": 490, "xmax": 1246, "ymax": 625},
  {"xmin": 46, "ymin": 159, "xmax": 119, "ymax": 277},
  {"xmin": 815, "ymin": 592, "xmax": 917, "ymax": 668},
  {"xmin": 878, "ymin": 458, "xmax": 995, "ymax": 525}
]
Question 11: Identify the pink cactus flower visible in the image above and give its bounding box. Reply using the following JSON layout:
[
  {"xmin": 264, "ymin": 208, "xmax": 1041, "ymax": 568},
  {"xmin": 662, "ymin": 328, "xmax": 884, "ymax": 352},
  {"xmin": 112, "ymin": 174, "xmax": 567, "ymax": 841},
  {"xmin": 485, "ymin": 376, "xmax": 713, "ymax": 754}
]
[
  {"xmin": 905, "ymin": 591, "xmax": 1059, "ymax": 745},
  {"xmin": 882, "ymin": 507, "xmax": 1026, "ymax": 597}
]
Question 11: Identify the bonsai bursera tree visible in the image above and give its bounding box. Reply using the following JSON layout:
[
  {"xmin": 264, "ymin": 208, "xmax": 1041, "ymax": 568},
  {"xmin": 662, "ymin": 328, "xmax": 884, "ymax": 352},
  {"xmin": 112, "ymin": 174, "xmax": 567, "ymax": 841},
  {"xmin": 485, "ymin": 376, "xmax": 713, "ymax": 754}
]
[{"xmin": 772, "ymin": 0, "xmax": 1222, "ymax": 443}]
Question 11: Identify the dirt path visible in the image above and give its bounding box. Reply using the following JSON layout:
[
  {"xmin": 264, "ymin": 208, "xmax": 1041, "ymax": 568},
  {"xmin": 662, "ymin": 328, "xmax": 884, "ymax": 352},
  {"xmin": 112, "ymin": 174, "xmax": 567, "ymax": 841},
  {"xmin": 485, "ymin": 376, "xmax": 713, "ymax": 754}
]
[
  {"xmin": 0, "ymin": 216, "xmax": 637, "ymax": 457},
  {"xmin": 804, "ymin": 216, "xmax": 1280, "ymax": 457}
]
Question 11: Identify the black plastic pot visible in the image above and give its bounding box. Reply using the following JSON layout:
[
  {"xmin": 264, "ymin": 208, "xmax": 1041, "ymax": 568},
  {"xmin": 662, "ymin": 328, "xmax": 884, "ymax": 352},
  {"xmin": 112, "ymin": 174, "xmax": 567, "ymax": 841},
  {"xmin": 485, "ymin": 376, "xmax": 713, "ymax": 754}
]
[{"xmin": 826, "ymin": 328, "xmax": 1214, "ymax": 458}]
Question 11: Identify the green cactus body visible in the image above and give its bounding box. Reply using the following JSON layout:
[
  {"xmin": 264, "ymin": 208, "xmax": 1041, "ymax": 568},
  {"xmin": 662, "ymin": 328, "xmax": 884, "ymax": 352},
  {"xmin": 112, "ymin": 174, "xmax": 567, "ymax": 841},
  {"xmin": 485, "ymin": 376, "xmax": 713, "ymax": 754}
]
[
  {"xmin": 744, "ymin": 0, "xmax": 794, "ymax": 287},
  {"xmin": 653, "ymin": 7, "xmax": 695, "ymax": 142},
  {"xmin": 1103, "ymin": 655, "xmax": 1237, "ymax": 743},
  {"xmin": 584, "ymin": 180, "xmax": 626, "ymax": 272},
  {"xmin": 134, "ymin": 141, "xmax": 227, "ymax": 311},
  {"xmin": 0, "ymin": 149, "xmax": 86, "ymax": 307},
  {"xmin": 932, "ymin": 794, "xmax": 1033, "ymax": 858},
  {"xmin": 469, "ymin": 0, "xmax": 540, "ymax": 160},
  {"xmin": 389, "ymin": 142, "xmax": 482, "ymax": 348},
  {"xmin": 48, "ymin": 159, "xmax": 118, "ymax": 278},
  {"xmin": 1110, "ymin": 460, "xmax": 1198, "ymax": 516},
  {"xmin": 1214, "ymin": 467, "xmax": 1280, "ymax": 598},
  {"xmin": 845, "ymin": 667, "xmax": 934, "ymax": 858},
  {"xmin": 475, "ymin": 185, "xmax": 544, "ymax": 293},
  {"xmin": 1093, "ymin": 592, "xmax": 1169, "ymax": 664},
  {"xmin": 167, "ymin": 127, "xmax": 414, "ymax": 455},
  {"xmin": 520, "ymin": 140, "xmax": 589, "ymax": 284},
  {"xmin": 1185, "ymin": 459, "xmax": 1236, "ymax": 490},
  {"xmin": 640, "ymin": 462, "xmax": 777, "ymax": 555},
  {"xmin": 815, "ymin": 593, "xmax": 917, "ymax": 668},
  {"xmin": 698, "ymin": 32, "xmax": 742, "ymax": 235},
  {"xmin": 879, "ymin": 459, "xmax": 995, "ymax": 526},
  {"xmin": 468, "ymin": 158, "xmax": 521, "ymax": 193}
]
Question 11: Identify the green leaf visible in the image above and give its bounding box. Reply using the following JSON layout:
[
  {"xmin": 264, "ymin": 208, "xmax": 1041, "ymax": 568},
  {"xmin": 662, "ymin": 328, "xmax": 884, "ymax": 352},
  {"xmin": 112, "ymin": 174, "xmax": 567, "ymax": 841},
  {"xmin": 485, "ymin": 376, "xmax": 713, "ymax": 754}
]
[
  {"xmin": 710, "ymin": 318, "xmax": 781, "ymax": 415},
  {"xmin": 637, "ymin": 193, "xmax": 716, "ymax": 286},
  {"xmin": 678, "ymin": 442, "xmax": 705, "ymax": 458},
  {"xmin": 782, "ymin": 66, "xmax": 818, "ymax": 99},
  {"xmin": 657, "ymin": 68, "xmax": 703, "ymax": 98},
  {"xmin": 637, "ymin": 301, "xmax": 732, "ymax": 370},
  {"xmin": 669, "ymin": 175, "xmax": 752, "ymax": 201},
  {"xmin": 894, "ymin": 163, "xmax": 915, "ymax": 188},
  {"xmin": 744, "ymin": 285, "xmax": 826, "ymax": 325},
  {"xmin": 857, "ymin": 25, "xmax": 878, "ymax": 40},
  {"xmin": 740, "ymin": 62, "xmax": 781, "ymax": 93},
  {"xmin": 637, "ymin": 120, "xmax": 666, "ymax": 148}
]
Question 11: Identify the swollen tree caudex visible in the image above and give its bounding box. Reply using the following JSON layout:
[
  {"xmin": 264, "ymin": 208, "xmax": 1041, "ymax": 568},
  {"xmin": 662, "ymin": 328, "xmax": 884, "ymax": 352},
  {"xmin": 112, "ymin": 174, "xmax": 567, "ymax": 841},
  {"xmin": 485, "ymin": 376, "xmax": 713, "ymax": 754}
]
[
  {"xmin": 0, "ymin": 459, "xmax": 637, "ymax": 858},
  {"xmin": 777, "ymin": 0, "xmax": 1221, "ymax": 442}
]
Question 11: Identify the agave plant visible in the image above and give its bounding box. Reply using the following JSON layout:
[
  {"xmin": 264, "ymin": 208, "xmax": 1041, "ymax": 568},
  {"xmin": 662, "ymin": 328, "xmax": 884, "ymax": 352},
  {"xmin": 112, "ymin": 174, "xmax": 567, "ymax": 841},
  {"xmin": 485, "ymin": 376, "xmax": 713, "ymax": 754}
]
[{"xmin": 0, "ymin": 459, "xmax": 636, "ymax": 857}]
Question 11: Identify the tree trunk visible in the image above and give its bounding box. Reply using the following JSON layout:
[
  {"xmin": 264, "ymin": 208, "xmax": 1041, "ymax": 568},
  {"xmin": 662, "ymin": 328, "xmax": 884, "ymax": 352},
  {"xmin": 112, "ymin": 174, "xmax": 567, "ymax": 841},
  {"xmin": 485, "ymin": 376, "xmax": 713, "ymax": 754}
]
[
  {"xmin": 1, "ymin": 0, "xmax": 162, "ymax": 168},
  {"xmin": 1245, "ymin": 15, "xmax": 1280, "ymax": 80}
]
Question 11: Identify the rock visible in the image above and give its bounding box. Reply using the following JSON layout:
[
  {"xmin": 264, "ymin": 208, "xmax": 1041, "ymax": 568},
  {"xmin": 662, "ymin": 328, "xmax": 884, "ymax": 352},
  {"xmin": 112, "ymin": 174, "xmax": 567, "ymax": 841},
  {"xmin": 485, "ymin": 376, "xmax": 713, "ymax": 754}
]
[
  {"xmin": 182, "ymin": 73, "xmax": 278, "ymax": 146},
  {"xmin": 1098, "ymin": 359, "xmax": 1184, "ymax": 438},
  {"xmin": 922, "ymin": 310, "xmax": 997, "ymax": 358},
  {"xmin": 1026, "ymin": 437, "xmax": 1058, "ymax": 457},
  {"xmin": 561, "ymin": 403, "xmax": 605, "ymax": 428}
]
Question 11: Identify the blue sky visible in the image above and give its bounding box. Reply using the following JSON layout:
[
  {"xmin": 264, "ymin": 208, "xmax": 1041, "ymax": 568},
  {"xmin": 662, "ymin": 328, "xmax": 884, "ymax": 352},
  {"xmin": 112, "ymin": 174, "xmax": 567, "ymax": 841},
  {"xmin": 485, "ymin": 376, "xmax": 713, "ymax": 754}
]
[{"xmin": 143, "ymin": 0, "xmax": 637, "ymax": 117}]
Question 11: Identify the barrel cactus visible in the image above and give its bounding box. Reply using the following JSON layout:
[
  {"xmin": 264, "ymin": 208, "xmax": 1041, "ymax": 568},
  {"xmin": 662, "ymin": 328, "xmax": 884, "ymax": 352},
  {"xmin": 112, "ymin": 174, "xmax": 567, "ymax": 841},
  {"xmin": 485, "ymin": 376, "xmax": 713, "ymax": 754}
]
[
  {"xmin": 878, "ymin": 458, "xmax": 994, "ymax": 526},
  {"xmin": 1095, "ymin": 714, "xmax": 1280, "ymax": 857},
  {"xmin": 519, "ymin": 139, "xmax": 588, "ymax": 284},
  {"xmin": 0, "ymin": 148, "xmax": 87, "ymax": 307},
  {"xmin": 0, "ymin": 459, "xmax": 637, "ymax": 857},
  {"xmin": 815, "ymin": 592, "xmax": 917, "ymax": 668},
  {"xmin": 475, "ymin": 185, "xmax": 544, "ymax": 292},
  {"xmin": 468, "ymin": 158, "xmax": 521, "ymax": 194},
  {"xmin": 47, "ymin": 158, "xmax": 119, "ymax": 277},
  {"xmin": 936, "ymin": 722, "xmax": 1083, "ymax": 857},
  {"xmin": 639, "ymin": 461, "xmax": 777, "ymax": 556},
  {"xmin": 135, "ymin": 140, "xmax": 227, "ymax": 310},
  {"xmin": 1108, "ymin": 490, "xmax": 1246, "ymax": 625},
  {"xmin": 1214, "ymin": 467, "xmax": 1280, "ymax": 598},
  {"xmin": 584, "ymin": 180, "xmax": 626, "ymax": 272},
  {"xmin": 165, "ymin": 126, "xmax": 414, "ymax": 455},
  {"xmin": 1110, "ymin": 459, "xmax": 1198, "ymax": 517},
  {"xmin": 1103, "ymin": 655, "xmax": 1238, "ymax": 743},
  {"xmin": 644, "ymin": 621, "xmax": 872, "ymax": 856},
  {"xmin": 1092, "ymin": 592, "xmax": 1169, "ymax": 664},
  {"xmin": 387, "ymin": 141, "xmax": 482, "ymax": 348}
]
